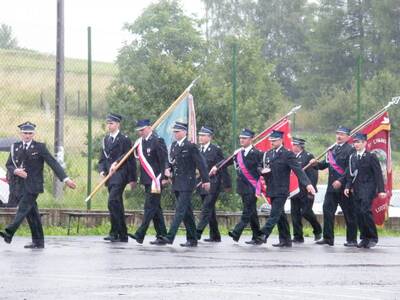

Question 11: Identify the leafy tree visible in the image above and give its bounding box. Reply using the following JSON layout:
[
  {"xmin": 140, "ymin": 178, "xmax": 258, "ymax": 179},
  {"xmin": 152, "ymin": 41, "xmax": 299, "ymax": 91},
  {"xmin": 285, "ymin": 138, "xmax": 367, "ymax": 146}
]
[
  {"xmin": 0, "ymin": 23, "xmax": 18, "ymax": 49},
  {"xmin": 108, "ymin": 0, "xmax": 207, "ymax": 136}
]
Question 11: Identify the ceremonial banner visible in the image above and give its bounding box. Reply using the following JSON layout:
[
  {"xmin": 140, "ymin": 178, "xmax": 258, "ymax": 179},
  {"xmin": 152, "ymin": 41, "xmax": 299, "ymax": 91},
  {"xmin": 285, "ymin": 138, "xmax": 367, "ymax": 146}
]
[
  {"xmin": 350, "ymin": 112, "xmax": 392, "ymax": 226},
  {"xmin": 254, "ymin": 117, "xmax": 299, "ymax": 201},
  {"xmin": 155, "ymin": 93, "xmax": 197, "ymax": 150}
]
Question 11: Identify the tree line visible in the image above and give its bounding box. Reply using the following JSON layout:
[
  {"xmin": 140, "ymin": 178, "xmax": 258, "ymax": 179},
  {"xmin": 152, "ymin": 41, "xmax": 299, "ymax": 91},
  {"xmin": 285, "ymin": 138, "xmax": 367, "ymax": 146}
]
[{"xmin": 106, "ymin": 0, "xmax": 400, "ymax": 152}]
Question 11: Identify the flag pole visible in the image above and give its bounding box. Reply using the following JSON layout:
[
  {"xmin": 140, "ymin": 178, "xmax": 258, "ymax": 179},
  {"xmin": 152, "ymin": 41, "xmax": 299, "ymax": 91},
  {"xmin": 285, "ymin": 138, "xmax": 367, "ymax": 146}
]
[
  {"xmin": 303, "ymin": 96, "xmax": 400, "ymax": 171},
  {"xmin": 216, "ymin": 105, "xmax": 302, "ymax": 172},
  {"xmin": 85, "ymin": 77, "xmax": 200, "ymax": 203}
]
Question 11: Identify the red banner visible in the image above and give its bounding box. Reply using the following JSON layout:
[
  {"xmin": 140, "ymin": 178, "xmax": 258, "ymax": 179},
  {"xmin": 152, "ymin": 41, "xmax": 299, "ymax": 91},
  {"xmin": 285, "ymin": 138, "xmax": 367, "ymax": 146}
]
[
  {"xmin": 349, "ymin": 112, "xmax": 392, "ymax": 226},
  {"xmin": 254, "ymin": 118, "xmax": 299, "ymax": 202}
]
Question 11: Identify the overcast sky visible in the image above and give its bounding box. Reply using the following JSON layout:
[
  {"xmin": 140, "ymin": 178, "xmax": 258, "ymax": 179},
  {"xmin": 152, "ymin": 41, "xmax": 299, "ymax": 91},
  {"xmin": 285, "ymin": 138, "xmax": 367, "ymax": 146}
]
[{"xmin": 0, "ymin": 0, "xmax": 205, "ymax": 62}]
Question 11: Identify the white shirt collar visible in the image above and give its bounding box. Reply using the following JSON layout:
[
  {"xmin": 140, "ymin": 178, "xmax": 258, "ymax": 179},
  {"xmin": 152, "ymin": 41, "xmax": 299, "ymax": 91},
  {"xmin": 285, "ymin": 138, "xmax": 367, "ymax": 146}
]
[
  {"xmin": 295, "ymin": 150, "xmax": 303, "ymax": 158},
  {"xmin": 275, "ymin": 145, "xmax": 283, "ymax": 152},
  {"xmin": 177, "ymin": 136, "xmax": 187, "ymax": 146},
  {"xmin": 357, "ymin": 149, "xmax": 366, "ymax": 157},
  {"xmin": 201, "ymin": 142, "xmax": 210, "ymax": 152},
  {"xmin": 144, "ymin": 131, "xmax": 153, "ymax": 141},
  {"xmin": 22, "ymin": 140, "xmax": 33, "ymax": 148},
  {"xmin": 243, "ymin": 145, "xmax": 253, "ymax": 156},
  {"xmin": 110, "ymin": 130, "xmax": 119, "ymax": 139}
]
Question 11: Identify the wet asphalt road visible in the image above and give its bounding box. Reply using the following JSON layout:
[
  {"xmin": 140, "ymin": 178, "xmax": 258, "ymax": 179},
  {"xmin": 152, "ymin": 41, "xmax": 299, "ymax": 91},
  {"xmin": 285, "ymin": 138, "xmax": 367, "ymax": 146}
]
[{"xmin": 1, "ymin": 236, "xmax": 400, "ymax": 300}]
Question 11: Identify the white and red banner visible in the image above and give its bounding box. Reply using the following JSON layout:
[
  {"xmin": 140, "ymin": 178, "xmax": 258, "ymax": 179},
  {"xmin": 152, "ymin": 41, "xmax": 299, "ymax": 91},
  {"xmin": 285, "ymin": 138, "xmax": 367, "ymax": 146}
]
[
  {"xmin": 254, "ymin": 117, "xmax": 299, "ymax": 202},
  {"xmin": 349, "ymin": 112, "xmax": 392, "ymax": 226}
]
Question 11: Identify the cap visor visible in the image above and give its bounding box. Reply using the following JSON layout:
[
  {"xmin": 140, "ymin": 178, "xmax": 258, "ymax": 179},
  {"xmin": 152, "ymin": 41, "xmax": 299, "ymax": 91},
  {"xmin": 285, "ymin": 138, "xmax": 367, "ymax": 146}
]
[{"xmin": 336, "ymin": 130, "xmax": 349, "ymax": 134}]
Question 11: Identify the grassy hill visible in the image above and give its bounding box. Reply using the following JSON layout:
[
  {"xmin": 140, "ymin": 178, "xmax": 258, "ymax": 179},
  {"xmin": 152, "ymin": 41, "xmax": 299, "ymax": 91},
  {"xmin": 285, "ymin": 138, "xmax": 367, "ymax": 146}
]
[
  {"xmin": 0, "ymin": 48, "xmax": 116, "ymax": 117},
  {"xmin": 0, "ymin": 49, "xmax": 119, "ymax": 208},
  {"xmin": 0, "ymin": 48, "xmax": 116, "ymax": 145}
]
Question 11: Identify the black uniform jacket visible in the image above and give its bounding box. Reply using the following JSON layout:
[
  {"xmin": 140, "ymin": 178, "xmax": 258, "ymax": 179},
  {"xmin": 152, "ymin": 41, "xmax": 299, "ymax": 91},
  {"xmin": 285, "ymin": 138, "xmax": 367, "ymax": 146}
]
[
  {"xmin": 169, "ymin": 138, "xmax": 209, "ymax": 192},
  {"xmin": 291, "ymin": 150, "xmax": 318, "ymax": 199},
  {"xmin": 317, "ymin": 142, "xmax": 353, "ymax": 193},
  {"xmin": 345, "ymin": 151, "xmax": 385, "ymax": 200},
  {"xmin": 219, "ymin": 146, "xmax": 263, "ymax": 195},
  {"xmin": 137, "ymin": 132, "xmax": 168, "ymax": 186},
  {"xmin": 98, "ymin": 132, "xmax": 137, "ymax": 186},
  {"xmin": 261, "ymin": 146, "xmax": 311, "ymax": 198},
  {"xmin": 198, "ymin": 143, "xmax": 231, "ymax": 195},
  {"xmin": 6, "ymin": 140, "xmax": 67, "ymax": 194}
]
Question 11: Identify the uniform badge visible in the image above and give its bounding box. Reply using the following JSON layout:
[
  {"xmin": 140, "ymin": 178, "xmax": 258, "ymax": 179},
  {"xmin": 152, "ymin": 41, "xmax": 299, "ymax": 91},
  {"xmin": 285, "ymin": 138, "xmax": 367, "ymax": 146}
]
[{"xmin": 147, "ymin": 148, "xmax": 151, "ymax": 154}]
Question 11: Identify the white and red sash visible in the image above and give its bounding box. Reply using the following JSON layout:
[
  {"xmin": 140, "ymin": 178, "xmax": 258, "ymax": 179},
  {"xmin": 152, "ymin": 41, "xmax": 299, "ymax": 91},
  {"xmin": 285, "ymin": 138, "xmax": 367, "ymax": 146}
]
[{"xmin": 135, "ymin": 138, "xmax": 161, "ymax": 194}]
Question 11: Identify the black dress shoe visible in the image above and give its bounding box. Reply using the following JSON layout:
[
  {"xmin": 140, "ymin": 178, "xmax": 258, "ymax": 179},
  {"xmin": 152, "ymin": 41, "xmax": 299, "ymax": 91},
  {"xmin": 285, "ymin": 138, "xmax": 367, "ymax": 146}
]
[
  {"xmin": 0, "ymin": 231, "xmax": 12, "ymax": 244},
  {"xmin": 292, "ymin": 238, "xmax": 304, "ymax": 244},
  {"xmin": 258, "ymin": 234, "xmax": 268, "ymax": 244},
  {"xmin": 151, "ymin": 238, "xmax": 167, "ymax": 246},
  {"xmin": 24, "ymin": 243, "xmax": 44, "ymax": 249},
  {"xmin": 160, "ymin": 236, "xmax": 172, "ymax": 244},
  {"xmin": 316, "ymin": 239, "xmax": 334, "ymax": 246},
  {"xmin": 245, "ymin": 239, "xmax": 263, "ymax": 245},
  {"xmin": 128, "ymin": 233, "xmax": 143, "ymax": 244},
  {"xmin": 228, "ymin": 231, "xmax": 239, "ymax": 242},
  {"xmin": 365, "ymin": 240, "xmax": 377, "ymax": 249},
  {"xmin": 119, "ymin": 236, "xmax": 129, "ymax": 243},
  {"xmin": 344, "ymin": 241, "xmax": 358, "ymax": 247},
  {"xmin": 356, "ymin": 240, "xmax": 367, "ymax": 248},
  {"xmin": 103, "ymin": 235, "xmax": 118, "ymax": 241},
  {"xmin": 180, "ymin": 241, "xmax": 198, "ymax": 247},
  {"xmin": 272, "ymin": 241, "xmax": 292, "ymax": 247},
  {"xmin": 149, "ymin": 238, "xmax": 162, "ymax": 245},
  {"xmin": 203, "ymin": 238, "xmax": 221, "ymax": 242},
  {"xmin": 152, "ymin": 236, "xmax": 171, "ymax": 245},
  {"xmin": 314, "ymin": 233, "xmax": 322, "ymax": 241}
]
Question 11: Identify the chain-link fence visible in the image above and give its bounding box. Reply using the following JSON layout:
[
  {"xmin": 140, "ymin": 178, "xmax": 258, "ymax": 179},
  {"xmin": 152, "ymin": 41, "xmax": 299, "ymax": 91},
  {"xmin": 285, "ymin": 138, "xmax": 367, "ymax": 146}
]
[
  {"xmin": 0, "ymin": 44, "xmax": 399, "ymax": 214},
  {"xmin": 0, "ymin": 46, "xmax": 215, "ymax": 211}
]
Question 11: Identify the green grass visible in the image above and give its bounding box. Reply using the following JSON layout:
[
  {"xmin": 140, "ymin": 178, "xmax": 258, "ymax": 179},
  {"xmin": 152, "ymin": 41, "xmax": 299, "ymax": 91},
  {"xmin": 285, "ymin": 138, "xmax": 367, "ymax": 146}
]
[
  {"xmin": 0, "ymin": 48, "xmax": 116, "ymax": 117},
  {"xmin": 0, "ymin": 49, "xmax": 116, "ymax": 75},
  {"xmin": 2, "ymin": 223, "xmax": 399, "ymax": 237}
]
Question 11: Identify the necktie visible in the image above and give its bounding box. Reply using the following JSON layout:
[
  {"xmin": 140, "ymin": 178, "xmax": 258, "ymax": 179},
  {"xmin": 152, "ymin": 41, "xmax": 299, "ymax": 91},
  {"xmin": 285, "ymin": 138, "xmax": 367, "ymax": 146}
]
[
  {"xmin": 201, "ymin": 146, "xmax": 204, "ymax": 153},
  {"xmin": 357, "ymin": 154, "xmax": 361, "ymax": 161}
]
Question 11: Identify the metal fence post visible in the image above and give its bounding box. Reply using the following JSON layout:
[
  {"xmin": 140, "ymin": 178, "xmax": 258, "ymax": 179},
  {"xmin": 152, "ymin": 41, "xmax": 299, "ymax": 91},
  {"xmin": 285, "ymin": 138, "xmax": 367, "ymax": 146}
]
[{"xmin": 87, "ymin": 26, "xmax": 93, "ymax": 210}]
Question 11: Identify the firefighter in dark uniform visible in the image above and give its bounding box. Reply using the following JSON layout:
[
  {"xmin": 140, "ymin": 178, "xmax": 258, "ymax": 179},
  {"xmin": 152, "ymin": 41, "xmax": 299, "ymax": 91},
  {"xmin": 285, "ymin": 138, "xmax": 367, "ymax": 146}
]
[
  {"xmin": 290, "ymin": 137, "xmax": 322, "ymax": 243},
  {"xmin": 212, "ymin": 128, "xmax": 263, "ymax": 245},
  {"xmin": 258, "ymin": 130, "xmax": 315, "ymax": 247},
  {"xmin": 128, "ymin": 119, "xmax": 168, "ymax": 245},
  {"xmin": 310, "ymin": 126, "xmax": 357, "ymax": 246},
  {"xmin": 98, "ymin": 113, "xmax": 137, "ymax": 243},
  {"xmin": 196, "ymin": 126, "xmax": 231, "ymax": 242},
  {"xmin": 155, "ymin": 121, "xmax": 210, "ymax": 247},
  {"xmin": 0, "ymin": 122, "xmax": 76, "ymax": 248},
  {"xmin": 344, "ymin": 133, "xmax": 386, "ymax": 248}
]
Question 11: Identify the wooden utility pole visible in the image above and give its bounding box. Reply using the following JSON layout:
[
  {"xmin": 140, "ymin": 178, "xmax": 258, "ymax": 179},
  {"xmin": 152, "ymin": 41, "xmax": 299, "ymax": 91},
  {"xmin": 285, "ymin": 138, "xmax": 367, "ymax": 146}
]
[{"xmin": 54, "ymin": 0, "xmax": 65, "ymax": 199}]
